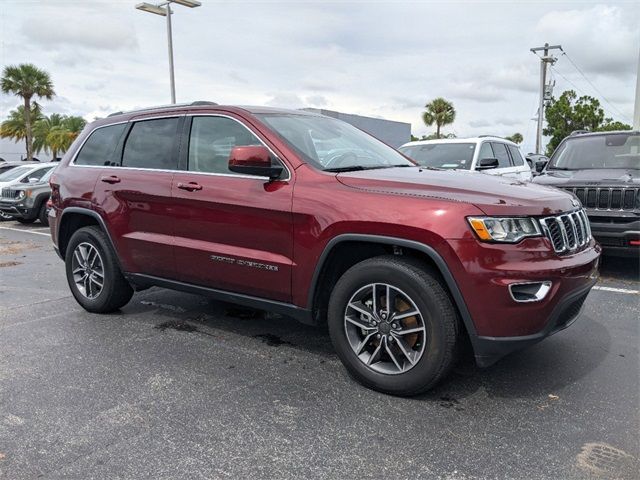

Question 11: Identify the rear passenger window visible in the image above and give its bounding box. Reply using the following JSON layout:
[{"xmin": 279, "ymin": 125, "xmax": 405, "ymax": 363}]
[
  {"xmin": 188, "ymin": 116, "xmax": 262, "ymax": 174},
  {"xmin": 490, "ymin": 142, "xmax": 511, "ymax": 168},
  {"xmin": 122, "ymin": 118, "xmax": 179, "ymax": 170},
  {"xmin": 507, "ymin": 145, "xmax": 525, "ymax": 166},
  {"xmin": 75, "ymin": 124, "xmax": 126, "ymax": 166}
]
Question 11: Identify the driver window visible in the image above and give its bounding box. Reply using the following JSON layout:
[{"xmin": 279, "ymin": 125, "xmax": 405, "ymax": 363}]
[
  {"xmin": 490, "ymin": 142, "xmax": 511, "ymax": 168},
  {"xmin": 21, "ymin": 167, "xmax": 52, "ymax": 183},
  {"xmin": 478, "ymin": 142, "xmax": 493, "ymax": 161},
  {"xmin": 188, "ymin": 116, "xmax": 262, "ymax": 174}
]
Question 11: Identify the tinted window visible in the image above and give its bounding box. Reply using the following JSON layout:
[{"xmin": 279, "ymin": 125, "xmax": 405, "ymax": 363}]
[
  {"xmin": 507, "ymin": 145, "xmax": 525, "ymax": 166},
  {"xmin": 0, "ymin": 165, "xmax": 33, "ymax": 181},
  {"xmin": 478, "ymin": 142, "xmax": 494, "ymax": 161},
  {"xmin": 122, "ymin": 118, "xmax": 179, "ymax": 170},
  {"xmin": 188, "ymin": 116, "xmax": 262, "ymax": 174},
  {"xmin": 21, "ymin": 166, "xmax": 53, "ymax": 183},
  {"xmin": 75, "ymin": 124, "xmax": 126, "ymax": 166},
  {"xmin": 490, "ymin": 142, "xmax": 511, "ymax": 168},
  {"xmin": 399, "ymin": 143, "xmax": 475, "ymax": 170}
]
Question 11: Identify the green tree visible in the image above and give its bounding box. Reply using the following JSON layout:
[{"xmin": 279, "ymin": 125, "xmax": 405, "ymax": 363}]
[
  {"xmin": 0, "ymin": 105, "xmax": 44, "ymax": 156},
  {"xmin": 34, "ymin": 114, "xmax": 86, "ymax": 160},
  {"xmin": 422, "ymin": 97, "xmax": 456, "ymax": 139},
  {"xmin": 1, "ymin": 64, "xmax": 55, "ymax": 161},
  {"xmin": 505, "ymin": 133, "xmax": 523, "ymax": 144},
  {"xmin": 543, "ymin": 90, "xmax": 631, "ymax": 155}
]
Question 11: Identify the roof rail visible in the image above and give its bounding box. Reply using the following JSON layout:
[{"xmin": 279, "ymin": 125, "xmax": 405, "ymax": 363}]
[
  {"xmin": 570, "ymin": 129, "xmax": 589, "ymax": 136},
  {"xmin": 477, "ymin": 135, "xmax": 502, "ymax": 138},
  {"xmin": 107, "ymin": 100, "xmax": 218, "ymax": 117}
]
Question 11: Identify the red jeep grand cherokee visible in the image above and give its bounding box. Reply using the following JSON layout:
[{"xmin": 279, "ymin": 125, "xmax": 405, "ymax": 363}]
[{"xmin": 48, "ymin": 102, "xmax": 600, "ymax": 395}]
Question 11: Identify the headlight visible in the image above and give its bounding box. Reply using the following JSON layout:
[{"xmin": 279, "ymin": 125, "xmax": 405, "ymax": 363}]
[
  {"xmin": 16, "ymin": 190, "xmax": 26, "ymax": 200},
  {"xmin": 468, "ymin": 216, "xmax": 541, "ymax": 243}
]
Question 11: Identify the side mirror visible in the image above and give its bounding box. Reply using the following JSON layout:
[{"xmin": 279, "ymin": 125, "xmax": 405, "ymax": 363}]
[
  {"xmin": 477, "ymin": 158, "xmax": 499, "ymax": 170},
  {"xmin": 535, "ymin": 158, "xmax": 549, "ymax": 173},
  {"xmin": 228, "ymin": 146, "xmax": 283, "ymax": 180},
  {"xmin": 28, "ymin": 177, "xmax": 39, "ymax": 183}
]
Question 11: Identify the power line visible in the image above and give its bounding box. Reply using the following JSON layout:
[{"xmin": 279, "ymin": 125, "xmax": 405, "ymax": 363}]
[{"xmin": 560, "ymin": 52, "xmax": 631, "ymax": 122}]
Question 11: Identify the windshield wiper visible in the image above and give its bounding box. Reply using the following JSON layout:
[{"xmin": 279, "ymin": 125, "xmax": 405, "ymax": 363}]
[{"xmin": 324, "ymin": 164, "xmax": 415, "ymax": 173}]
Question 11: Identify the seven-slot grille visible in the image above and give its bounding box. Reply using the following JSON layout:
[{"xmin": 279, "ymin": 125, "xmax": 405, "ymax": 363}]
[
  {"xmin": 1, "ymin": 188, "xmax": 21, "ymax": 200},
  {"xmin": 562, "ymin": 187, "xmax": 639, "ymax": 211},
  {"xmin": 539, "ymin": 209, "xmax": 592, "ymax": 254}
]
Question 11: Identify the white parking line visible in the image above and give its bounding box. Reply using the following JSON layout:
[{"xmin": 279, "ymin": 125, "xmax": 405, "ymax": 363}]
[
  {"xmin": 593, "ymin": 285, "xmax": 639, "ymax": 295},
  {"xmin": 0, "ymin": 226, "xmax": 51, "ymax": 236}
]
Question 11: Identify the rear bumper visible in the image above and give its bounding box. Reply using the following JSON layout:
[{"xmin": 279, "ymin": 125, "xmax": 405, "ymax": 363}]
[{"xmin": 471, "ymin": 279, "xmax": 595, "ymax": 367}]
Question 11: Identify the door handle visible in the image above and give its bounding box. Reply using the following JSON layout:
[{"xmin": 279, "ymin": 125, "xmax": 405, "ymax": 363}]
[
  {"xmin": 100, "ymin": 175, "xmax": 121, "ymax": 184},
  {"xmin": 177, "ymin": 182, "xmax": 203, "ymax": 192}
]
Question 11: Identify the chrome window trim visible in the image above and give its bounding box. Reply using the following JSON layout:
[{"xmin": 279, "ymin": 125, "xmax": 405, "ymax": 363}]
[{"xmin": 69, "ymin": 113, "xmax": 292, "ymax": 182}]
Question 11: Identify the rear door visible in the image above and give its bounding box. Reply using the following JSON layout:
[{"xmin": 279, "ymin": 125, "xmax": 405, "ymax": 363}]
[
  {"xmin": 92, "ymin": 116, "xmax": 182, "ymax": 278},
  {"xmin": 506, "ymin": 144, "xmax": 533, "ymax": 181},
  {"xmin": 171, "ymin": 114, "xmax": 294, "ymax": 302}
]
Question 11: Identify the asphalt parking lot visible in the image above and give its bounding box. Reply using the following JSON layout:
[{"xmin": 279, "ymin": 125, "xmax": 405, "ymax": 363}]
[{"xmin": 0, "ymin": 221, "xmax": 638, "ymax": 479}]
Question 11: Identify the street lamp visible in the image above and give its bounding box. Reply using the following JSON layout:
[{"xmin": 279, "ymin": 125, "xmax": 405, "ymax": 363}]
[{"xmin": 135, "ymin": 0, "xmax": 201, "ymax": 104}]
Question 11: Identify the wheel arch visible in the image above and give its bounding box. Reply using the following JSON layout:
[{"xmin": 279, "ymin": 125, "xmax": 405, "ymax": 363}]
[
  {"xmin": 58, "ymin": 208, "xmax": 119, "ymax": 265},
  {"xmin": 308, "ymin": 234, "xmax": 477, "ymax": 337}
]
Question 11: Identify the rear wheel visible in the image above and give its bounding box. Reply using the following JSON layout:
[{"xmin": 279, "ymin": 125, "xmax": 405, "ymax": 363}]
[
  {"xmin": 328, "ymin": 255, "xmax": 458, "ymax": 396},
  {"xmin": 65, "ymin": 226, "xmax": 133, "ymax": 313}
]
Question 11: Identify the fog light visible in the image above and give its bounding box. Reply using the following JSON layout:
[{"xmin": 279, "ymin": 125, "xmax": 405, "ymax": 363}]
[{"xmin": 509, "ymin": 281, "xmax": 552, "ymax": 303}]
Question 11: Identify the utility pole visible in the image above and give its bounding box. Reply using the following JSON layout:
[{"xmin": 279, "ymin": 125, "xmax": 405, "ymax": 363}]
[
  {"xmin": 166, "ymin": 4, "xmax": 176, "ymax": 104},
  {"xmin": 530, "ymin": 43, "xmax": 562, "ymax": 154},
  {"xmin": 634, "ymin": 45, "xmax": 640, "ymax": 131}
]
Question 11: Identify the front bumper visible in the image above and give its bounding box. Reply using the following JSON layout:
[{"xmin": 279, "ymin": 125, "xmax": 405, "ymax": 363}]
[
  {"xmin": 588, "ymin": 212, "xmax": 640, "ymax": 256},
  {"xmin": 0, "ymin": 201, "xmax": 36, "ymax": 220},
  {"xmin": 443, "ymin": 237, "xmax": 600, "ymax": 366}
]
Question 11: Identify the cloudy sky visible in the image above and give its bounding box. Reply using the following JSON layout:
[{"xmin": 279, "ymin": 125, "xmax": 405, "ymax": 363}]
[{"xmin": 1, "ymin": 0, "xmax": 638, "ymax": 159}]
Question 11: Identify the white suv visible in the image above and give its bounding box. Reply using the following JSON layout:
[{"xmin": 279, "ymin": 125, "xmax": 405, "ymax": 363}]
[{"xmin": 398, "ymin": 136, "xmax": 532, "ymax": 181}]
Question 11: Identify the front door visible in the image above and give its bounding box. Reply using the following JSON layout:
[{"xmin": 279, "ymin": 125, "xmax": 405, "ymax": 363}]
[{"xmin": 171, "ymin": 114, "xmax": 294, "ymax": 303}]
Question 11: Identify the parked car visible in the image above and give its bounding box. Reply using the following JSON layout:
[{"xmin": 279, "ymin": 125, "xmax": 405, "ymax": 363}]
[
  {"xmin": 525, "ymin": 153, "xmax": 549, "ymax": 174},
  {"xmin": 534, "ymin": 130, "xmax": 639, "ymax": 256},
  {"xmin": 48, "ymin": 103, "xmax": 599, "ymax": 395},
  {"xmin": 0, "ymin": 162, "xmax": 55, "ymax": 221},
  {"xmin": 0, "ymin": 166, "xmax": 56, "ymax": 225},
  {"xmin": 398, "ymin": 136, "xmax": 532, "ymax": 181}
]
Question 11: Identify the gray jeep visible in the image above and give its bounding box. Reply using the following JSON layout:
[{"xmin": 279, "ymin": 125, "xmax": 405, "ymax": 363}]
[{"xmin": 0, "ymin": 165, "xmax": 56, "ymax": 226}]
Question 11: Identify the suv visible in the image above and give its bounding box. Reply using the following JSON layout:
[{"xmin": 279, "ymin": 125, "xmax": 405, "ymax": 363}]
[
  {"xmin": 0, "ymin": 163, "xmax": 56, "ymax": 222},
  {"xmin": 48, "ymin": 103, "xmax": 600, "ymax": 395},
  {"xmin": 398, "ymin": 137, "xmax": 532, "ymax": 182},
  {"xmin": 534, "ymin": 130, "xmax": 639, "ymax": 256}
]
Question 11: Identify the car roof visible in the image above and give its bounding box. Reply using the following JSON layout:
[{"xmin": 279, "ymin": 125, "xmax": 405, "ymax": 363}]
[
  {"xmin": 567, "ymin": 130, "xmax": 640, "ymax": 138},
  {"xmin": 400, "ymin": 136, "xmax": 518, "ymax": 148}
]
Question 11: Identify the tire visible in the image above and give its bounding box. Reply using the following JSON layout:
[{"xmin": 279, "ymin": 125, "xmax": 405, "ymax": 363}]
[
  {"xmin": 16, "ymin": 217, "xmax": 36, "ymax": 224},
  {"xmin": 38, "ymin": 202, "xmax": 49, "ymax": 226},
  {"xmin": 65, "ymin": 226, "xmax": 134, "ymax": 313},
  {"xmin": 328, "ymin": 255, "xmax": 458, "ymax": 396},
  {"xmin": 0, "ymin": 211, "xmax": 13, "ymax": 221}
]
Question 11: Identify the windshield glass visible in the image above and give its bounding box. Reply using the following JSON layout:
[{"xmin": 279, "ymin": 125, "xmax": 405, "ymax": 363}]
[
  {"xmin": 549, "ymin": 133, "xmax": 640, "ymax": 170},
  {"xmin": 398, "ymin": 143, "xmax": 475, "ymax": 170},
  {"xmin": 256, "ymin": 114, "xmax": 415, "ymax": 171},
  {"xmin": 0, "ymin": 165, "xmax": 33, "ymax": 182}
]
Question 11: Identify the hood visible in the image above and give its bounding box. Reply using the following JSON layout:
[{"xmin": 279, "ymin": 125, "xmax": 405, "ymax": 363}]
[
  {"xmin": 533, "ymin": 168, "xmax": 639, "ymax": 187},
  {"xmin": 337, "ymin": 167, "xmax": 577, "ymax": 216}
]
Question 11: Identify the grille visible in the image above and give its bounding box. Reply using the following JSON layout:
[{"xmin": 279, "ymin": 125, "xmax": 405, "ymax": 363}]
[
  {"xmin": 564, "ymin": 187, "xmax": 639, "ymax": 211},
  {"xmin": 540, "ymin": 209, "xmax": 592, "ymax": 254},
  {"xmin": 0, "ymin": 188, "xmax": 20, "ymax": 200}
]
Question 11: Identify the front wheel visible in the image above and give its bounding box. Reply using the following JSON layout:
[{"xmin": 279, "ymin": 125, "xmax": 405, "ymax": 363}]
[
  {"xmin": 65, "ymin": 226, "xmax": 133, "ymax": 313},
  {"xmin": 328, "ymin": 255, "xmax": 459, "ymax": 396},
  {"xmin": 38, "ymin": 202, "xmax": 49, "ymax": 226},
  {"xmin": 16, "ymin": 217, "xmax": 36, "ymax": 224}
]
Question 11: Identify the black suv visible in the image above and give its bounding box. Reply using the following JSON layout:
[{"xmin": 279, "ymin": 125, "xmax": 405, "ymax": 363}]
[{"xmin": 534, "ymin": 130, "xmax": 639, "ymax": 256}]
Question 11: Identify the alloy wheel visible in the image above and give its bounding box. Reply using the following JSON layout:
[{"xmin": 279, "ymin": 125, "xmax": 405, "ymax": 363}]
[{"xmin": 71, "ymin": 242, "xmax": 105, "ymax": 299}]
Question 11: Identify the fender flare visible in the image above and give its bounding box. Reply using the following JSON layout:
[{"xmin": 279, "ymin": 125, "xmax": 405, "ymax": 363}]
[
  {"xmin": 58, "ymin": 207, "xmax": 120, "ymax": 266},
  {"xmin": 307, "ymin": 234, "xmax": 477, "ymax": 336}
]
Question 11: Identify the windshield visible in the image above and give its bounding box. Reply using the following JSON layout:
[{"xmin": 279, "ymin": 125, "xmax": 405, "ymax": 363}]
[
  {"xmin": 256, "ymin": 114, "xmax": 415, "ymax": 171},
  {"xmin": 398, "ymin": 143, "xmax": 475, "ymax": 170},
  {"xmin": 0, "ymin": 165, "xmax": 33, "ymax": 182},
  {"xmin": 549, "ymin": 133, "xmax": 640, "ymax": 170}
]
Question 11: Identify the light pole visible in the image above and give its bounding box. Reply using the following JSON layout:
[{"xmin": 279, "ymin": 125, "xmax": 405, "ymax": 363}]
[{"xmin": 135, "ymin": 0, "xmax": 201, "ymax": 104}]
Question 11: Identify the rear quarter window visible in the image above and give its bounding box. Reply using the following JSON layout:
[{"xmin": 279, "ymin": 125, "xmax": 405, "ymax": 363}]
[
  {"xmin": 507, "ymin": 145, "xmax": 525, "ymax": 166},
  {"xmin": 75, "ymin": 123, "xmax": 127, "ymax": 166}
]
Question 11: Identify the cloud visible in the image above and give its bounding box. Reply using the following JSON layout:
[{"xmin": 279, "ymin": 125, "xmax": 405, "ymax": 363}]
[
  {"xmin": 448, "ymin": 83, "xmax": 505, "ymax": 103},
  {"xmin": 23, "ymin": 16, "xmax": 137, "ymax": 51},
  {"xmin": 305, "ymin": 95, "xmax": 328, "ymax": 107},
  {"xmin": 469, "ymin": 119, "xmax": 491, "ymax": 128},
  {"xmin": 265, "ymin": 93, "xmax": 306, "ymax": 108},
  {"xmin": 535, "ymin": 5, "xmax": 639, "ymax": 77}
]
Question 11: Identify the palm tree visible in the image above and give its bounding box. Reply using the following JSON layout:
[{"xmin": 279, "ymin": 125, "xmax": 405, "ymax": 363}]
[
  {"xmin": 1, "ymin": 64, "xmax": 55, "ymax": 161},
  {"xmin": 422, "ymin": 97, "xmax": 456, "ymax": 138},
  {"xmin": 0, "ymin": 105, "xmax": 44, "ymax": 157},
  {"xmin": 34, "ymin": 114, "xmax": 86, "ymax": 160},
  {"xmin": 506, "ymin": 133, "xmax": 523, "ymax": 144}
]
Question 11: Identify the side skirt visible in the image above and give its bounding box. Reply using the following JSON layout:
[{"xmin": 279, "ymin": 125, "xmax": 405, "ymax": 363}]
[{"xmin": 125, "ymin": 273, "xmax": 315, "ymax": 325}]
